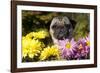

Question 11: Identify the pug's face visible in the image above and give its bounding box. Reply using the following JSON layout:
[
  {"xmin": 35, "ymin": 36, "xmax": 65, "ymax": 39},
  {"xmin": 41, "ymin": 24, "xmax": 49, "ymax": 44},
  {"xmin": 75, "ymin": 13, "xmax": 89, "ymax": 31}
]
[{"xmin": 50, "ymin": 16, "xmax": 75, "ymax": 40}]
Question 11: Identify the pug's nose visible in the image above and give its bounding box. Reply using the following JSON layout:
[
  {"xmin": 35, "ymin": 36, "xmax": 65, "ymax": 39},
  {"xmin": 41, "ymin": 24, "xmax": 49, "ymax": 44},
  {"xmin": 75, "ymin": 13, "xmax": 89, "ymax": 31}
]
[{"xmin": 60, "ymin": 28, "xmax": 66, "ymax": 32}]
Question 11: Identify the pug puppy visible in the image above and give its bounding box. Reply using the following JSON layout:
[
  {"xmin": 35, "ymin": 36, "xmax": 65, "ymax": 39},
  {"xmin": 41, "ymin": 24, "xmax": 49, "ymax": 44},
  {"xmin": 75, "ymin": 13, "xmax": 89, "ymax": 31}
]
[{"xmin": 50, "ymin": 16, "xmax": 76, "ymax": 45}]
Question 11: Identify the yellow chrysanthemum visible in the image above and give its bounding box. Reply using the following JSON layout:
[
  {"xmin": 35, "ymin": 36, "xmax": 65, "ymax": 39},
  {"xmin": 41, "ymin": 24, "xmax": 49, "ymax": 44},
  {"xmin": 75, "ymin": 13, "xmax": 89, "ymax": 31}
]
[
  {"xmin": 40, "ymin": 45, "xmax": 60, "ymax": 61},
  {"xmin": 25, "ymin": 29, "xmax": 49, "ymax": 39},
  {"xmin": 25, "ymin": 32, "xmax": 34, "ymax": 39},
  {"xmin": 33, "ymin": 29, "xmax": 49, "ymax": 39},
  {"xmin": 22, "ymin": 37, "xmax": 45, "ymax": 58},
  {"xmin": 22, "ymin": 37, "xmax": 31, "ymax": 58}
]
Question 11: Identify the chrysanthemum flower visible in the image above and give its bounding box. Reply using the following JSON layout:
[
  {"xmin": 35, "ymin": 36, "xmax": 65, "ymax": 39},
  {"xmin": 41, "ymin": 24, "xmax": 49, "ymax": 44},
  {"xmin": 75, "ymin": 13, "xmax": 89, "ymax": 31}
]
[
  {"xmin": 75, "ymin": 36, "xmax": 90, "ymax": 59},
  {"xmin": 39, "ymin": 45, "xmax": 61, "ymax": 61},
  {"xmin": 58, "ymin": 38, "xmax": 77, "ymax": 60},
  {"xmin": 33, "ymin": 29, "xmax": 49, "ymax": 39},
  {"xmin": 22, "ymin": 37, "xmax": 45, "ymax": 58},
  {"xmin": 28, "ymin": 39, "xmax": 44, "ymax": 58},
  {"xmin": 25, "ymin": 29, "xmax": 49, "ymax": 40},
  {"xmin": 25, "ymin": 32, "xmax": 34, "ymax": 39},
  {"xmin": 22, "ymin": 37, "xmax": 31, "ymax": 58}
]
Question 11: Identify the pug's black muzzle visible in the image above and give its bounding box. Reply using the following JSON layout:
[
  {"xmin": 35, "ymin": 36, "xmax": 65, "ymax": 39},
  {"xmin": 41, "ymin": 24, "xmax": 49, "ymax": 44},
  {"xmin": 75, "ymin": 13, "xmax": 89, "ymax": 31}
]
[{"xmin": 53, "ymin": 27, "xmax": 69, "ymax": 40}]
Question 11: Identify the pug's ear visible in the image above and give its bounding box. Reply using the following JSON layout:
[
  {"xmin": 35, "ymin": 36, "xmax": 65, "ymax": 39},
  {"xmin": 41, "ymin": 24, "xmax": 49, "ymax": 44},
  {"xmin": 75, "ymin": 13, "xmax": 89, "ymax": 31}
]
[{"xmin": 70, "ymin": 19, "xmax": 76, "ymax": 29}]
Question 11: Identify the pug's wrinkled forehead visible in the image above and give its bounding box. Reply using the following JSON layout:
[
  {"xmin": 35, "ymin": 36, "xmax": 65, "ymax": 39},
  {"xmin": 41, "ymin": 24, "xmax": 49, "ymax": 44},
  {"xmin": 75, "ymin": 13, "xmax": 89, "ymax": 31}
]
[{"xmin": 51, "ymin": 16, "xmax": 71, "ymax": 26}]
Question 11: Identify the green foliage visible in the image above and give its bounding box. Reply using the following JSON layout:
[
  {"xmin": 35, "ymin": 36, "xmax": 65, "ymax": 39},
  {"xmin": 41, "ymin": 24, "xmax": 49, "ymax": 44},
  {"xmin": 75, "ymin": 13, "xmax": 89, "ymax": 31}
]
[{"xmin": 72, "ymin": 13, "xmax": 90, "ymax": 40}]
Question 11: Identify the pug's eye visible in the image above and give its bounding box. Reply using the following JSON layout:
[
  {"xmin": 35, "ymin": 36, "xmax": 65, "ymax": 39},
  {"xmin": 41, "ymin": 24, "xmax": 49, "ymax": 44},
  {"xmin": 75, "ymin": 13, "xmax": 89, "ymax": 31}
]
[
  {"xmin": 52, "ymin": 25, "xmax": 57, "ymax": 29},
  {"xmin": 65, "ymin": 24, "xmax": 71, "ymax": 29}
]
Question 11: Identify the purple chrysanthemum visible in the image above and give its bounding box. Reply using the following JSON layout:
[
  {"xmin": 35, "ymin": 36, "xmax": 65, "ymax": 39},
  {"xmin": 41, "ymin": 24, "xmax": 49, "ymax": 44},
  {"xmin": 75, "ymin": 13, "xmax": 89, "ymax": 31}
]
[
  {"xmin": 74, "ymin": 35, "xmax": 90, "ymax": 59},
  {"xmin": 58, "ymin": 38, "xmax": 77, "ymax": 60},
  {"xmin": 58, "ymin": 34, "xmax": 90, "ymax": 60}
]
